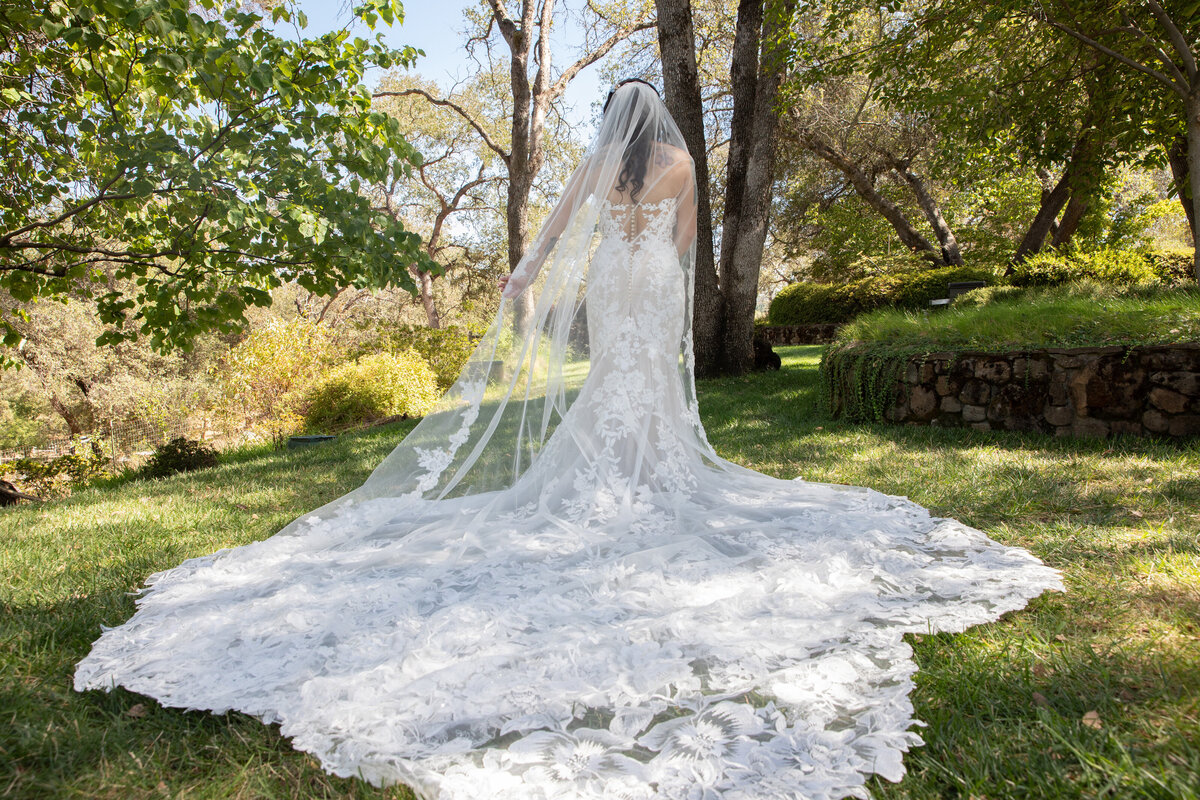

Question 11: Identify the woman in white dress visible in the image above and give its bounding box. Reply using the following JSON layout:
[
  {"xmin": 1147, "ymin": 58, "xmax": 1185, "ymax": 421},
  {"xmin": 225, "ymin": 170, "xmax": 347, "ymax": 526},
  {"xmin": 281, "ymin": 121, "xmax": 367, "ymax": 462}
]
[{"xmin": 75, "ymin": 80, "xmax": 1063, "ymax": 800}]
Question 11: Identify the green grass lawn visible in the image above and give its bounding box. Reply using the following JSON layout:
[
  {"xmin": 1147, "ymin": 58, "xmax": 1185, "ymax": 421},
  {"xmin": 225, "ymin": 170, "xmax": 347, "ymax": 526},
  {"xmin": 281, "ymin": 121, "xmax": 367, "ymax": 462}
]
[
  {"xmin": 833, "ymin": 281, "xmax": 1200, "ymax": 352},
  {"xmin": 2, "ymin": 345, "xmax": 1197, "ymax": 798}
]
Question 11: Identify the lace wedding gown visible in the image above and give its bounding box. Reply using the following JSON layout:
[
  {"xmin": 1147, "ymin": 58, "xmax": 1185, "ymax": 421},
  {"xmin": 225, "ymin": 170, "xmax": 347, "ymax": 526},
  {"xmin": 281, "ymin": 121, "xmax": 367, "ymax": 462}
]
[{"xmin": 75, "ymin": 83, "xmax": 1063, "ymax": 800}]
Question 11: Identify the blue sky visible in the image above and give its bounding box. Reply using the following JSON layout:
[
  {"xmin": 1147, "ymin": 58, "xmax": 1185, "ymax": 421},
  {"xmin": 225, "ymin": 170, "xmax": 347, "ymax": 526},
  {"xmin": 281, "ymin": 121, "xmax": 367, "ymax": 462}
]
[{"xmin": 292, "ymin": 0, "xmax": 612, "ymax": 134}]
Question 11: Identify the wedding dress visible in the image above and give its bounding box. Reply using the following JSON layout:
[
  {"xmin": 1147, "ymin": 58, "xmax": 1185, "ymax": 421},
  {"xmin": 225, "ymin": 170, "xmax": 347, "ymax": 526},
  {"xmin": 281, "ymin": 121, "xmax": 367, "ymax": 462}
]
[{"xmin": 74, "ymin": 82, "xmax": 1063, "ymax": 800}]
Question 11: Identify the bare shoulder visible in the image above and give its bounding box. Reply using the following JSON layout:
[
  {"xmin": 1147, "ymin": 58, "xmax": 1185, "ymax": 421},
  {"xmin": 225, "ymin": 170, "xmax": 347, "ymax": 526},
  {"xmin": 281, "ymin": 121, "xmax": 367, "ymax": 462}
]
[
  {"xmin": 652, "ymin": 144, "xmax": 693, "ymax": 192},
  {"xmin": 653, "ymin": 143, "xmax": 692, "ymax": 168}
]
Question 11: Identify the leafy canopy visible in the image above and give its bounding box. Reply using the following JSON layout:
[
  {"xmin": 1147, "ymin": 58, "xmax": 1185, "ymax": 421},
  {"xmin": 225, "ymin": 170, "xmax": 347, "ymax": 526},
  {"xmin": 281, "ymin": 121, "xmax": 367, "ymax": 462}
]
[{"xmin": 0, "ymin": 0, "xmax": 431, "ymax": 356}]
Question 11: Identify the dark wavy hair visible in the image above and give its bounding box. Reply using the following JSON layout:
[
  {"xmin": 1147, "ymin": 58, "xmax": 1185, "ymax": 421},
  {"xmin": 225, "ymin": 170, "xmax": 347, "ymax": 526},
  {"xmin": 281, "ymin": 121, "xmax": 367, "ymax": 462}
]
[{"xmin": 603, "ymin": 79, "xmax": 661, "ymax": 203}]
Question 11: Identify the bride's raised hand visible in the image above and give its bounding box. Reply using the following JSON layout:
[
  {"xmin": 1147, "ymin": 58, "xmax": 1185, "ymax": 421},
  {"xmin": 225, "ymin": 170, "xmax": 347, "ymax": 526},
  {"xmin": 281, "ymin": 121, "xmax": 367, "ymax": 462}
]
[{"xmin": 498, "ymin": 274, "xmax": 527, "ymax": 299}]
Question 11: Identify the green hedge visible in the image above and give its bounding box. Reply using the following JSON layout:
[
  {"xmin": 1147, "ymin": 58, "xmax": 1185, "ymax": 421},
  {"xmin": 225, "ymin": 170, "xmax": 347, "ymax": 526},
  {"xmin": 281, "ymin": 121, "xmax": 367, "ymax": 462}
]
[
  {"xmin": 1010, "ymin": 246, "xmax": 1162, "ymax": 287},
  {"xmin": 770, "ymin": 246, "xmax": 1196, "ymax": 326},
  {"xmin": 768, "ymin": 265, "xmax": 996, "ymax": 325},
  {"xmin": 303, "ymin": 351, "xmax": 440, "ymax": 433},
  {"xmin": 1008, "ymin": 246, "xmax": 1196, "ymax": 287}
]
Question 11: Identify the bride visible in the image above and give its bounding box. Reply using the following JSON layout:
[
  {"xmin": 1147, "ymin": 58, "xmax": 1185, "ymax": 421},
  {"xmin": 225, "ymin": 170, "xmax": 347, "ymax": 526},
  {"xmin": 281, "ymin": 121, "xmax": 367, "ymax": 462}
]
[{"xmin": 75, "ymin": 80, "xmax": 1062, "ymax": 800}]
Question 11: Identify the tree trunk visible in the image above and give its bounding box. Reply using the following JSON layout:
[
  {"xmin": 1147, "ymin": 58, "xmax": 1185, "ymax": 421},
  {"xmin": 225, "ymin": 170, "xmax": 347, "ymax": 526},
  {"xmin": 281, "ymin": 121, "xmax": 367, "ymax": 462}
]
[
  {"xmin": 1012, "ymin": 168, "xmax": 1071, "ymax": 266},
  {"xmin": 48, "ymin": 393, "xmax": 83, "ymax": 436},
  {"xmin": 891, "ymin": 158, "xmax": 962, "ymax": 266},
  {"xmin": 1014, "ymin": 107, "xmax": 1105, "ymax": 266},
  {"xmin": 413, "ymin": 266, "xmax": 440, "ymax": 328},
  {"xmin": 499, "ymin": 0, "xmax": 540, "ymax": 340},
  {"xmin": 656, "ymin": 0, "xmax": 724, "ymax": 378},
  {"xmin": 1167, "ymin": 132, "xmax": 1196, "ymax": 244},
  {"xmin": 1186, "ymin": 96, "xmax": 1200, "ymax": 281},
  {"xmin": 720, "ymin": 0, "xmax": 791, "ymax": 375},
  {"xmin": 1033, "ymin": 168, "xmax": 1061, "ymax": 240},
  {"xmin": 799, "ymin": 133, "xmax": 941, "ymax": 264},
  {"xmin": 719, "ymin": 0, "xmax": 762, "ymax": 276},
  {"xmin": 1050, "ymin": 192, "xmax": 1089, "ymax": 248}
]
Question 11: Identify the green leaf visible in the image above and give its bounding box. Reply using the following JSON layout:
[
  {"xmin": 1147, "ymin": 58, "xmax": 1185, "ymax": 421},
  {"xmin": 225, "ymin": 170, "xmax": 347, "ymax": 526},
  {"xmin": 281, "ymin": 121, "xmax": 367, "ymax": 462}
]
[{"xmin": 0, "ymin": 0, "xmax": 429, "ymax": 355}]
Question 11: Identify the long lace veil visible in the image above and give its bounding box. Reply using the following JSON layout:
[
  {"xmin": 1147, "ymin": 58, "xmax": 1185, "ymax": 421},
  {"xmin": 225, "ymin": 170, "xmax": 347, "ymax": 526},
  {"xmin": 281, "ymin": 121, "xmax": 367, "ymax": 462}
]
[{"xmin": 273, "ymin": 80, "xmax": 709, "ymax": 537}]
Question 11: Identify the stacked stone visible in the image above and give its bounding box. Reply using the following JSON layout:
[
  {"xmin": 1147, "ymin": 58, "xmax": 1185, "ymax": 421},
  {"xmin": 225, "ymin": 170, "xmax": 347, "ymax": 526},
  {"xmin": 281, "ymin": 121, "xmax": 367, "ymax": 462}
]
[
  {"xmin": 758, "ymin": 324, "xmax": 841, "ymax": 346},
  {"xmin": 879, "ymin": 344, "xmax": 1200, "ymax": 439}
]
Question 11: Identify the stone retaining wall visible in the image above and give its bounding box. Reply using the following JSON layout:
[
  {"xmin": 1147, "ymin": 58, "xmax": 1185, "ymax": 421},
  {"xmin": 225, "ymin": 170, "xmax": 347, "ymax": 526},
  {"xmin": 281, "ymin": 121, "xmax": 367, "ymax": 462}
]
[
  {"xmin": 759, "ymin": 324, "xmax": 841, "ymax": 346},
  {"xmin": 880, "ymin": 343, "xmax": 1200, "ymax": 438}
]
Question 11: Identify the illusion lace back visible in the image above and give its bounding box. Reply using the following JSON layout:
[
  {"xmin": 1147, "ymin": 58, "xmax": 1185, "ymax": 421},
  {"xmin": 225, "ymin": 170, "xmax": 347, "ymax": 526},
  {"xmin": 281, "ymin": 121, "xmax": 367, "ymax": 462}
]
[{"xmin": 74, "ymin": 185, "xmax": 1063, "ymax": 799}]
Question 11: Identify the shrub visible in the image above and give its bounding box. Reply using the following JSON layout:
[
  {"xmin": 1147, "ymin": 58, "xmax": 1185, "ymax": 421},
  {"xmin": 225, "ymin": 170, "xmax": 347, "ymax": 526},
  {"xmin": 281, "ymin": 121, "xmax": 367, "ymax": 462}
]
[
  {"xmin": 768, "ymin": 265, "xmax": 998, "ymax": 325},
  {"xmin": 1, "ymin": 441, "xmax": 111, "ymax": 496},
  {"xmin": 887, "ymin": 265, "xmax": 996, "ymax": 308},
  {"xmin": 374, "ymin": 325, "xmax": 477, "ymax": 390},
  {"xmin": 1011, "ymin": 246, "xmax": 1160, "ymax": 287},
  {"xmin": 837, "ymin": 251, "xmax": 934, "ymax": 280},
  {"xmin": 218, "ymin": 318, "xmax": 334, "ymax": 439},
  {"xmin": 952, "ymin": 285, "xmax": 1024, "ymax": 308},
  {"xmin": 768, "ymin": 283, "xmax": 845, "ymax": 325},
  {"xmin": 303, "ymin": 351, "xmax": 440, "ymax": 433},
  {"xmin": 1147, "ymin": 247, "xmax": 1196, "ymax": 284},
  {"xmin": 140, "ymin": 437, "xmax": 219, "ymax": 480}
]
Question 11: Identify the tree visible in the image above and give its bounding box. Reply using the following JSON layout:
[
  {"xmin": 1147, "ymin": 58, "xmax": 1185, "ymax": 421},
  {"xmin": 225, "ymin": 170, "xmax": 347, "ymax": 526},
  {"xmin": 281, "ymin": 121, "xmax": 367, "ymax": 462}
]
[
  {"xmin": 372, "ymin": 72, "xmax": 507, "ymax": 328},
  {"xmin": 1026, "ymin": 1, "xmax": 1200, "ymax": 280},
  {"xmin": 0, "ymin": 0, "xmax": 432, "ymax": 359},
  {"xmin": 778, "ymin": 1, "xmax": 1171, "ymax": 275}
]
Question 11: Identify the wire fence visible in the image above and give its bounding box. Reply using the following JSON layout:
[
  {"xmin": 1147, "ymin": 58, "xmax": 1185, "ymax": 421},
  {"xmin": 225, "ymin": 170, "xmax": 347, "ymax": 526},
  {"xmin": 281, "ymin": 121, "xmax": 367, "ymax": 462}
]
[{"xmin": 0, "ymin": 415, "xmax": 241, "ymax": 470}]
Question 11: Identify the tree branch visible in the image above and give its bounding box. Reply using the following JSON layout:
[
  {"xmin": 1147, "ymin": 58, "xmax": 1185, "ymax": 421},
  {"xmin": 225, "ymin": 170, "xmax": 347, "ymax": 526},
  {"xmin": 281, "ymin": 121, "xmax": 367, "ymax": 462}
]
[
  {"xmin": 486, "ymin": 0, "xmax": 519, "ymax": 48},
  {"xmin": 1033, "ymin": 10, "xmax": 1185, "ymax": 97},
  {"xmin": 548, "ymin": 20, "xmax": 656, "ymax": 100},
  {"xmin": 373, "ymin": 88, "xmax": 511, "ymax": 164},
  {"xmin": 1146, "ymin": 0, "xmax": 1197, "ymax": 80},
  {"xmin": 0, "ymin": 172, "xmax": 126, "ymax": 246},
  {"xmin": 1116, "ymin": 11, "xmax": 1189, "ymax": 86}
]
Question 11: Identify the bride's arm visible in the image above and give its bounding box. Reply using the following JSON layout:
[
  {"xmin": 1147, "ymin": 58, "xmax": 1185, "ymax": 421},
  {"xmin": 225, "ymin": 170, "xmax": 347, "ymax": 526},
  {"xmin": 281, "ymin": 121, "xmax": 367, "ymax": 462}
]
[
  {"xmin": 673, "ymin": 168, "xmax": 698, "ymax": 258},
  {"xmin": 500, "ymin": 161, "xmax": 595, "ymax": 299}
]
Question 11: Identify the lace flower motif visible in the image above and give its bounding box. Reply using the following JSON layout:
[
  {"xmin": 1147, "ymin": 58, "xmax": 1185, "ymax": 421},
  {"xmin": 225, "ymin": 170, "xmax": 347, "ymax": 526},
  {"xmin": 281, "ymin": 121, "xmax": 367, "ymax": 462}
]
[{"xmin": 509, "ymin": 728, "xmax": 647, "ymax": 795}]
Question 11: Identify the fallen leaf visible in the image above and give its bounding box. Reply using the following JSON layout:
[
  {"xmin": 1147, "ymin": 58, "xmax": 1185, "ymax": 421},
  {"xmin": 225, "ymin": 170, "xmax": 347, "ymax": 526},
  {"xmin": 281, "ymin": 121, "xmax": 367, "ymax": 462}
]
[
  {"xmin": 1081, "ymin": 710, "xmax": 1102, "ymax": 729},
  {"xmin": 126, "ymin": 703, "xmax": 147, "ymax": 718},
  {"xmin": 1130, "ymin": 510, "xmax": 1144, "ymax": 518},
  {"xmin": 1032, "ymin": 691, "xmax": 1050, "ymax": 708},
  {"xmin": 1054, "ymin": 634, "xmax": 1067, "ymax": 642}
]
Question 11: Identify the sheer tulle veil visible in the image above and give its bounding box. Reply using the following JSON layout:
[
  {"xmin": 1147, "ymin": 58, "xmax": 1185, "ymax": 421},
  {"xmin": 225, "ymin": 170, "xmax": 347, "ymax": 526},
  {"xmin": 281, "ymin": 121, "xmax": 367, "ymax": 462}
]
[{"xmin": 272, "ymin": 79, "xmax": 710, "ymax": 534}]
